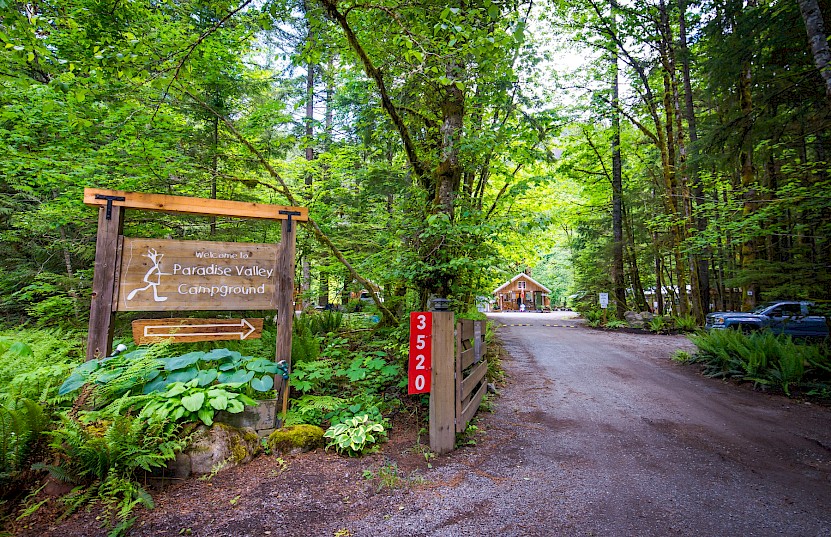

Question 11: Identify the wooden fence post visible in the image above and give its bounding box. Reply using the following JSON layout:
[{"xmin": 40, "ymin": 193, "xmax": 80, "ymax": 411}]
[
  {"xmin": 86, "ymin": 205, "xmax": 124, "ymax": 360},
  {"xmin": 275, "ymin": 217, "xmax": 297, "ymax": 419},
  {"xmin": 429, "ymin": 311, "xmax": 456, "ymax": 454}
]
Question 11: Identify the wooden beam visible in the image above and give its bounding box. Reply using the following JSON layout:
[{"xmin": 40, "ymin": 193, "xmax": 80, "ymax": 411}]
[
  {"xmin": 274, "ymin": 218, "xmax": 297, "ymax": 425},
  {"xmin": 430, "ymin": 311, "xmax": 456, "ymax": 455},
  {"xmin": 84, "ymin": 188, "xmax": 308, "ymax": 222},
  {"xmin": 87, "ymin": 205, "xmax": 124, "ymax": 360}
]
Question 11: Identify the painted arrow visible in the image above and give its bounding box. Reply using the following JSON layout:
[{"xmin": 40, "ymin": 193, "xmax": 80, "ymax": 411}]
[{"xmin": 132, "ymin": 318, "xmax": 264, "ymax": 344}]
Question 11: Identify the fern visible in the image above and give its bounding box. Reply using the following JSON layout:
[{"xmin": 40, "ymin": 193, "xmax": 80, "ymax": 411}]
[
  {"xmin": 284, "ymin": 395, "xmax": 347, "ymax": 426},
  {"xmin": 44, "ymin": 412, "xmax": 190, "ymax": 535},
  {"xmin": 0, "ymin": 397, "xmax": 48, "ymax": 476}
]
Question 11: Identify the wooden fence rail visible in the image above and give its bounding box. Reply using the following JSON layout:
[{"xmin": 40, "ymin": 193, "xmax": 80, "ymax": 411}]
[{"xmin": 455, "ymin": 319, "xmax": 487, "ymax": 433}]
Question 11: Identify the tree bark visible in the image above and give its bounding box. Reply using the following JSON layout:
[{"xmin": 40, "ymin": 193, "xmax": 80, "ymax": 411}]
[
  {"xmin": 678, "ymin": 0, "xmax": 710, "ymax": 317},
  {"xmin": 611, "ymin": 0, "xmax": 627, "ymax": 320},
  {"xmin": 798, "ymin": 0, "xmax": 831, "ymax": 102}
]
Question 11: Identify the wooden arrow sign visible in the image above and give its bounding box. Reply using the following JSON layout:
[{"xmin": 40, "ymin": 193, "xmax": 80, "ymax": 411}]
[{"xmin": 132, "ymin": 318, "xmax": 264, "ymax": 345}]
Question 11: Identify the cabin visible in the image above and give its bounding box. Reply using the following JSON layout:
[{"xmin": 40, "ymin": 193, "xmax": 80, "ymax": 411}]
[{"xmin": 493, "ymin": 273, "xmax": 552, "ymax": 311}]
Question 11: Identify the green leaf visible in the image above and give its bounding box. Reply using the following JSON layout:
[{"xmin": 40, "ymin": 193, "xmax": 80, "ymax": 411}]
[
  {"xmin": 95, "ymin": 368, "xmax": 126, "ymax": 384},
  {"xmin": 218, "ymin": 369, "xmax": 254, "ymax": 384},
  {"xmin": 197, "ymin": 407, "xmax": 214, "ymax": 426},
  {"xmin": 250, "ymin": 375, "xmax": 273, "ymax": 392},
  {"xmin": 142, "ymin": 376, "xmax": 169, "ymax": 394},
  {"xmin": 165, "ymin": 382, "xmax": 188, "ymax": 397},
  {"xmin": 58, "ymin": 373, "xmax": 86, "ymax": 395},
  {"xmin": 209, "ymin": 394, "xmax": 228, "ymax": 410},
  {"xmin": 8, "ymin": 341, "xmax": 33, "ymax": 357},
  {"xmin": 181, "ymin": 392, "xmax": 206, "ymax": 412},
  {"xmin": 226, "ymin": 399, "xmax": 244, "ymax": 413},
  {"xmin": 163, "ymin": 352, "xmax": 204, "ymax": 371},
  {"xmin": 167, "ymin": 367, "xmax": 199, "ymax": 384},
  {"xmin": 195, "ymin": 369, "xmax": 218, "ymax": 386},
  {"xmin": 204, "ymin": 348, "xmax": 235, "ymax": 361}
]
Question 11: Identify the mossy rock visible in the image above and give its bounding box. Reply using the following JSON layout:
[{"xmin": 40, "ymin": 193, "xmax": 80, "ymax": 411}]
[{"xmin": 267, "ymin": 424, "xmax": 325, "ymax": 454}]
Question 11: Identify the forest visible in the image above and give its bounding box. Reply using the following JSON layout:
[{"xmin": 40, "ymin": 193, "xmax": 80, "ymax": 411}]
[
  {"xmin": 2, "ymin": 0, "xmax": 831, "ymax": 324},
  {"xmin": 2, "ymin": 0, "xmax": 831, "ymax": 532}
]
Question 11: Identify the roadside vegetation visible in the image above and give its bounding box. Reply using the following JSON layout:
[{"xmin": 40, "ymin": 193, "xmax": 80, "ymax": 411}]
[
  {"xmin": 580, "ymin": 307, "xmax": 699, "ymax": 334},
  {"xmin": 677, "ymin": 330, "xmax": 831, "ymax": 399},
  {"xmin": 0, "ymin": 308, "xmax": 442, "ymax": 536}
]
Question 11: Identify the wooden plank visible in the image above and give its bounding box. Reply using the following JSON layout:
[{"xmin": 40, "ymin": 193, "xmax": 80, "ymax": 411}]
[
  {"xmin": 132, "ymin": 318, "xmax": 264, "ymax": 344},
  {"xmin": 459, "ymin": 319, "xmax": 474, "ymax": 343},
  {"xmin": 84, "ymin": 188, "xmax": 308, "ymax": 222},
  {"xmin": 116, "ymin": 238, "xmax": 278, "ymax": 311},
  {"xmin": 87, "ymin": 205, "xmax": 124, "ymax": 360},
  {"xmin": 429, "ymin": 311, "xmax": 456, "ymax": 455},
  {"xmin": 274, "ymin": 218, "xmax": 297, "ymax": 418},
  {"xmin": 459, "ymin": 347, "xmax": 477, "ymax": 371},
  {"xmin": 473, "ymin": 321, "xmax": 483, "ymax": 363},
  {"xmin": 455, "ymin": 319, "xmax": 463, "ymax": 438},
  {"xmin": 460, "ymin": 359, "xmax": 488, "ymax": 402},
  {"xmin": 459, "ymin": 379, "xmax": 487, "ymax": 430}
]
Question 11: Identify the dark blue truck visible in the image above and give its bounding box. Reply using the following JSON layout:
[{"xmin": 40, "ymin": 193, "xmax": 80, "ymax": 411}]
[{"xmin": 705, "ymin": 301, "xmax": 829, "ymax": 338}]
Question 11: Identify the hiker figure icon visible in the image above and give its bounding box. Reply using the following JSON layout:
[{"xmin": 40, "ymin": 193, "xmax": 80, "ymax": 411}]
[{"xmin": 126, "ymin": 248, "xmax": 170, "ymax": 302}]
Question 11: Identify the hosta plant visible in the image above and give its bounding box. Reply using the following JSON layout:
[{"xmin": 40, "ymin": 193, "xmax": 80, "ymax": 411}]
[
  {"xmin": 323, "ymin": 413, "xmax": 387, "ymax": 457},
  {"xmin": 139, "ymin": 379, "xmax": 257, "ymax": 426}
]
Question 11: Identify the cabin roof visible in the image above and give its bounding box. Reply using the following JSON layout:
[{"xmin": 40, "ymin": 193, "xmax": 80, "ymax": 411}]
[{"xmin": 493, "ymin": 273, "xmax": 552, "ymax": 294}]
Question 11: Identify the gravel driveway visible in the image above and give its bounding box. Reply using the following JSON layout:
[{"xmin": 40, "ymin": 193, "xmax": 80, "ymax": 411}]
[{"xmin": 346, "ymin": 311, "xmax": 831, "ymax": 537}]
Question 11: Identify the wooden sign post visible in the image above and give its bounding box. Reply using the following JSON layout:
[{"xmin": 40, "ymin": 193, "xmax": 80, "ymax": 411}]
[
  {"xmin": 429, "ymin": 311, "xmax": 456, "ymax": 455},
  {"xmin": 84, "ymin": 188, "xmax": 307, "ymax": 419}
]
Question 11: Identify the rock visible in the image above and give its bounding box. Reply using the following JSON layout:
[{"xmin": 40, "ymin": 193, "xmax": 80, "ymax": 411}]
[
  {"xmin": 172, "ymin": 423, "xmax": 262, "ymax": 478},
  {"xmin": 624, "ymin": 311, "xmax": 645, "ymax": 328},
  {"xmin": 214, "ymin": 399, "xmax": 279, "ymax": 437},
  {"xmin": 267, "ymin": 424, "xmax": 325, "ymax": 455}
]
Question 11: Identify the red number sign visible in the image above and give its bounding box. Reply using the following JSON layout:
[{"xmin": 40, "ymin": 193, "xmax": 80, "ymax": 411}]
[{"xmin": 408, "ymin": 311, "xmax": 432, "ymax": 394}]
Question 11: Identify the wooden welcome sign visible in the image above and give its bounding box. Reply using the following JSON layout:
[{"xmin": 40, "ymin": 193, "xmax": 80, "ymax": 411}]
[
  {"xmin": 117, "ymin": 238, "xmax": 279, "ymax": 311},
  {"xmin": 84, "ymin": 188, "xmax": 307, "ymax": 363}
]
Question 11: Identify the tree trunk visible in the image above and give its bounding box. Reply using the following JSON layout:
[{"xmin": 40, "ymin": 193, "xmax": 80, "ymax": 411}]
[
  {"xmin": 210, "ymin": 114, "xmax": 219, "ymax": 236},
  {"xmin": 678, "ymin": 0, "xmax": 709, "ymax": 319},
  {"xmin": 611, "ymin": 0, "xmax": 627, "ymax": 320},
  {"xmin": 798, "ymin": 0, "xmax": 831, "ymax": 102},
  {"xmin": 739, "ymin": 43, "xmax": 758, "ymax": 310},
  {"xmin": 301, "ymin": 61, "xmax": 315, "ymax": 309}
]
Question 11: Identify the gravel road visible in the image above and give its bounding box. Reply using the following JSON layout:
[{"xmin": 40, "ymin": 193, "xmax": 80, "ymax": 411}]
[{"xmin": 347, "ymin": 311, "xmax": 831, "ymax": 537}]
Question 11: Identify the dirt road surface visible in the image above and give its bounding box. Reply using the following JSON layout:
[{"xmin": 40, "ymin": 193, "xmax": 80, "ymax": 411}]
[{"xmin": 344, "ymin": 311, "xmax": 831, "ymax": 536}]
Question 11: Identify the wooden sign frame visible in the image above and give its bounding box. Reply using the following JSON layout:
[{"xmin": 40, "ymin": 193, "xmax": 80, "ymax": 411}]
[{"xmin": 84, "ymin": 188, "xmax": 307, "ymax": 406}]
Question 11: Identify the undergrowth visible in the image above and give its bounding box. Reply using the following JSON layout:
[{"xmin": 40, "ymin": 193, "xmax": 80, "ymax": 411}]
[{"xmin": 687, "ymin": 330, "xmax": 831, "ymax": 397}]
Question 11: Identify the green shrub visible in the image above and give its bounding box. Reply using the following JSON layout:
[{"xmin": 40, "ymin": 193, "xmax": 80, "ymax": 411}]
[
  {"xmin": 291, "ymin": 316, "xmax": 321, "ymax": 364},
  {"xmin": 0, "ymin": 397, "xmax": 48, "ymax": 479},
  {"xmin": 323, "ymin": 413, "xmax": 387, "ymax": 456},
  {"xmin": 581, "ymin": 309, "xmax": 603, "ymax": 327},
  {"xmin": 687, "ymin": 330, "xmax": 830, "ymax": 397},
  {"xmin": 648, "ymin": 315, "xmax": 668, "ymax": 333},
  {"xmin": 672, "ymin": 314, "xmax": 699, "ymax": 332},
  {"xmin": 0, "ymin": 327, "xmax": 85, "ymax": 401},
  {"xmin": 38, "ymin": 414, "xmax": 189, "ymax": 534}
]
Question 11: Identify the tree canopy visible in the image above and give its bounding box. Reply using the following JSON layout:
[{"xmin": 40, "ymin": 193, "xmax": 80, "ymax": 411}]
[{"xmin": 2, "ymin": 0, "xmax": 830, "ymax": 327}]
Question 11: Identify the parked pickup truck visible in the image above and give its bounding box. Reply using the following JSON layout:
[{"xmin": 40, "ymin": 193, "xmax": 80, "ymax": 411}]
[{"xmin": 705, "ymin": 301, "xmax": 829, "ymax": 338}]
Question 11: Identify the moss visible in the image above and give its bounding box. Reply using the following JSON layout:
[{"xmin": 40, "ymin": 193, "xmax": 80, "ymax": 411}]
[
  {"xmin": 214, "ymin": 422, "xmax": 258, "ymax": 463},
  {"xmin": 267, "ymin": 424, "xmax": 325, "ymax": 454}
]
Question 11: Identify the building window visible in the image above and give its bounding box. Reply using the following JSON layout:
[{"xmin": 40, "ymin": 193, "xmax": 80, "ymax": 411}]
[{"xmin": 518, "ymin": 281, "xmax": 526, "ymax": 289}]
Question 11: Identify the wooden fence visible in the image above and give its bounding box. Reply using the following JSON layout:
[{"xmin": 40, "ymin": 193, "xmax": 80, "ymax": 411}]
[
  {"xmin": 429, "ymin": 316, "xmax": 489, "ymax": 454},
  {"xmin": 455, "ymin": 319, "xmax": 487, "ymax": 433}
]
